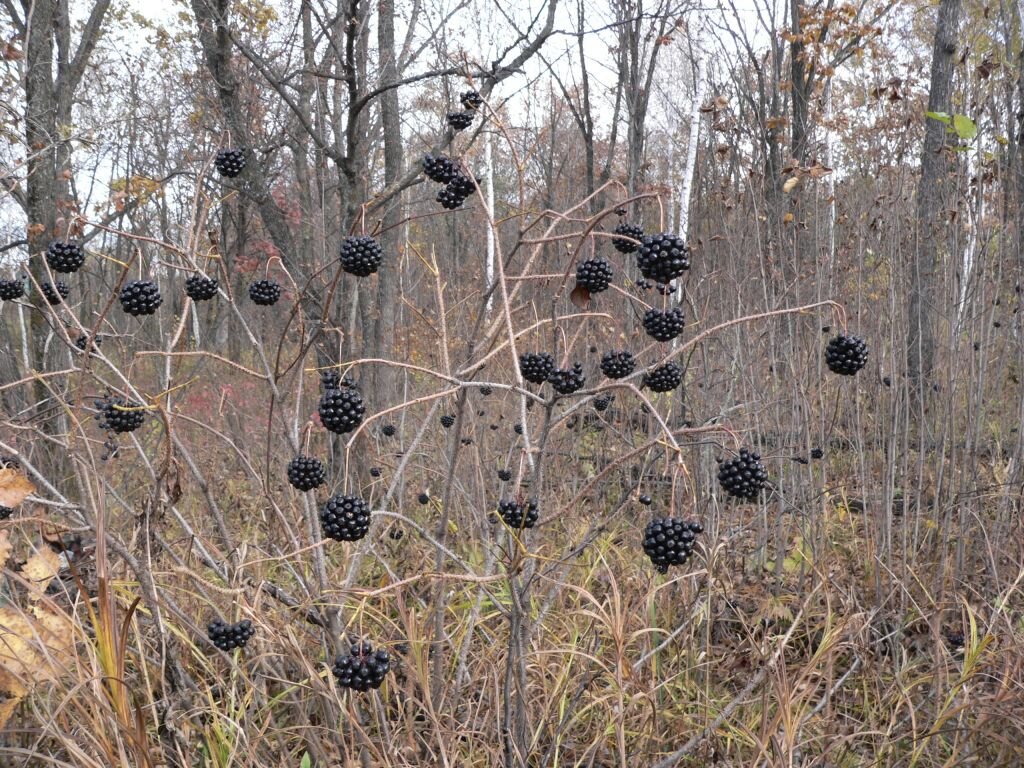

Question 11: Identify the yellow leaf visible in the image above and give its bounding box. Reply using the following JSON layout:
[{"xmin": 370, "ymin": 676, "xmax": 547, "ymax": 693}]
[
  {"xmin": 783, "ymin": 176, "xmax": 800, "ymax": 193},
  {"xmin": 0, "ymin": 605, "xmax": 74, "ymax": 684},
  {"xmin": 20, "ymin": 549, "xmax": 60, "ymax": 601},
  {"xmin": 783, "ymin": 212, "xmax": 795, "ymax": 224},
  {"xmin": 0, "ymin": 469, "xmax": 34, "ymax": 508}
]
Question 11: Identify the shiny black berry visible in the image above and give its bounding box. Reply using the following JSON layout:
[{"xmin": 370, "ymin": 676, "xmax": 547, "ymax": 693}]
[
  {"xmin": 638, "ymin": 494, "xmax": 652, "ymax": 505},
  {"xmin": 612, "ymin": 222, "xmax": 644, "ymax": 254},
  {"xmin": 340, "ymin": 235, "xmax": 383, "ymax": 277},
  {"xmin": 519, "ymin": 352, "xmax": 554, "ymax": 384},
  {"xmin": 320, "ymin": 494, "xmax": 371, "ymax": 541},
  {"xmin": 249, "ymin": 279, "xmax": 281, "ymax": 306},
  {"xmin": 0, "ymin": 279, "xmax": 23, "ymax": 301},
  {"xmin": 575, "ymin": 258, "xmax": 613, "ymax": 293},
  {"xmin": 332, "ymin": 641, "xmax": 390, "ymax": 692},
  {"xmin": 643, "ymin": 307, "xmax": 685, "ymax": 342},
  {"xmin": 460, "ymin": 90, "xmax": 483, "ymax": 110},
  {"xmin": 95, "ymin": 395, "xmax": 146, "ymax": 434},
  {"xmin": 46, "ymin": 241, "xmax": 85, "ymax": 273},
  {"xmin": 548, "ymin": 363, "xmax": 585, "ymax": 395},
  {"xmin": 637, "ymin": 232, "xmax": 689, "ymax": 283},
  {"xmin": 825, "ymin": 334, "xmax": 868, "ymax": 376},
  {"xmin": 601, "ymin": 350, "xmax": 635, "ymax": 379},
  {"xmin": 642, "ymin": 362, "xmax": 682, "ymax": 393},
  {"xmin": 643, "ymin": 517, "xmax": 702, "ymax": 573},
  {"xmin": 214, "ymin": 148, "xmax": 246, "ymax": 178},
  {"xmin": 417, "ymin": 492, "xmax": 430, "ymax": 505},
  {"xmin": 497, "ymin": 499, "xmax": 538, "ymax": 529},
  {"xmin": 208, "ymin": 618, "xmax": 255, "ymax": 651},
  {"xmin": 119, "ymin": 280, "xmax": 161, "ymax": 315},
  {"xmin": 440, "ymin": 414, "xmax": 455, "ymax": 429},
  {"xmin": 422, "ymin": 154, "xmax": 458, "ymax": 183},
  {"xmin": 42, "ymin": 281, "xmax": 69, "ymax": 305},
  {"xmin": 185, "ymin": 275, "xmax": 219, "ymax": 301},
  {"xmin": 717, "ymin": 448, "xmax": 768, "ymax": 501},
  {"xmin": 287, "ymin": 456, "xmax": 326, "ymax": 492},
  {"xmin": 447, "ymin": 111, "xmax": 474, "ymax": 130},
  {"xmin": 318, "ymin": 384, "xmax": 365, "ymax": 434}
]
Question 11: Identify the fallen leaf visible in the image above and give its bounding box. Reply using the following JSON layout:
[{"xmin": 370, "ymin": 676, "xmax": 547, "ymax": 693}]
[
  {"xmin": 0, "ymin": 531, "xmax": 11, "ymax": 570},
  {"xmin": 0, "ymin": 469, "xmax": 34, "ymax": 508},
  {"xmin": 20, "ymin": 548, "xmax": 60, "ymax": 601},
  {"xmin": 783, "ymin": 177, "xmax": 800, "ymax": 193}
]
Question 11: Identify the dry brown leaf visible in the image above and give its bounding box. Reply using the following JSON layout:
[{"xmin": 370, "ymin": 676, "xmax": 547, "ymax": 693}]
[
  {"xmin": 0, "ymin": 469, "xmax": 34, "ymax": 508},
  {"xmin": 0, "ymin": 531, "xmax": 11, "ymax": 571},
  {"xmin": 783, "ymin": 212, "xmax": 795, "ymax": 225},
  {"xmin": 782, "ymin": 177, "xmax": 800, "ymax": 194},
  {"xmin": 0, "ymin": 666, "xmax": 25, "ymax": 730},
  {"xmin": 569, "ymin": 284, "xmax": 591, "ymax": 309},
  {"xmin": 20, "ymin": 548, "xmax": 60, "ymax": 601}
]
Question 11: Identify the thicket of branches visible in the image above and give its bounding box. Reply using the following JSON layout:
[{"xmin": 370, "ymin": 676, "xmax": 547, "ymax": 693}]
[{"xmin": 0, "ymin": 0, "xmax": 1023, "ymax": 766}]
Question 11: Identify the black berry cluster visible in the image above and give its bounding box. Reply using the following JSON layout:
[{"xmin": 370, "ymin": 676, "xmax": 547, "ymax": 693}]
[
  {"xmin": 594, "ymin": 394, "xmax": 613, "ymax": 411},
  {"xmin": 185, "ymin": 275, "xmax": 219, "ymax": 301},
  {"xmin": 825, "ymin": 334, "xmax": 868, "ymax": 376},
  {"xmin": 96, "ymin": 395, "xmax": 146, "ymax": 433},
  {"xmin": 340, "ymin": 235, "xmax": 383, "ymax": 277},
  {"xmin": 0, "ymin": 279, "xmax": 23, "ymax": 300},
  {"xmin": 601, "ymin": 350, "xmax": 635, "ymax": 379},
  {"xmin": 422, "ymin": 154, "xmax": 458, "ymax": 183},
  {"xmin": 643, "ymin": 517, "xmax": 703, "ymax": 573},
  {"xmin": 575, "ymin": 258, "xmax": 613, "ymax": 293},
  {"xmin": 74, "ymin": 334, "xmax": 102, "ymax": 354},
  {"xmin": 612, "ymin": 222, "xmax": 643, "ymax": 253},
  {"xmin": 447, "ymin": 111, "xmax": 474, "ymax": 131},
  {"xmin": 320, "ymin": 494, "xmax": 371, "ymax": 541},
  {"xmin": 42, "ymin": 282, "xmax": 69, "ymax": 305},
  {"xmin": 332, "ymin": 641, "xmax": 391, "ymax": 692},
  {"xmin": 46, "ymin": 241, "xmax": 86, "ymax": 273},
  {"xmin": 519, "ymin": 352, "xmax": 554, "ymax": 384},
  {"xmin": 119, "ymin": 280, "xmax": 162, "ymax": 316},
  {"xmin": 380, "ymin": 423, "xmax": 396, "ymax": 437},
  {"xmin": 214, "ymin": 148, "xmax": 246, "ymax": 178},
  {"xmin": 440, "ymin": 414, "xmax": 455, "ymax": 428},
  {"xmin": 497, "ymin": 469, "xmax": 512, "ymax": 482},
  {"xmin": 0, "ymin": 505, "xmax": 11, "ymax": 520},
  {"xmin": 637, "ymin": 233, "xmax": 689, "ymax": 283},
  {"xmin": 249, "ymin": 279, "xmax": 282, "ymax": 306},
  {"xmin": 717, "ymin": 448, "xmax": 768, "ymax": 501},
  {"xmin": 548, "ymin": 363, "xmax": 585, "ymax": 395},
  {"xmin": 319, "ymin": 383, "xmax": 365, "ymax": 434},
  {"xmin": 479, "ymin": 385, "xmax": 493, "ymax": 395},
  {"xmin": 643, "ymin": 307, "xmax": 685, "ymax": 342},
  {"xmin": 287, "ymin": 456, "xmax": 326, "ymax": 491},
  {"xmin": 437, "ymin": 173, "xmax": 477, "ymax": 210},
  {"xmin": 498, "ymin": 499, "xmax": 539, "ymax": 529},
  {"xmin": 207, "ymin": 619, "xmax": 255, "ymax": 651},
  {"xmin": 643, "ymin": 362, "xmax": 682, "ymax": 393},
  {"xmin": 460, "ymin": 90, "xmax": 483, "ymax": 110},
  {"xmin": 319, "ymin": 370, "xmax": 343, "ymax": 391}
]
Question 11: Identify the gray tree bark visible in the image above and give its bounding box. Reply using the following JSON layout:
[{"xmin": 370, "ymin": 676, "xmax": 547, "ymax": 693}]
[{"xmin": 909, "ymin": 0, "xmax": 962, "ymax": 386}]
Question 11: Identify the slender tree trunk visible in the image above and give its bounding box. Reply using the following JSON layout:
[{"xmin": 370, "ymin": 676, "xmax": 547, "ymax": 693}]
[
  {"xmin": 368, "ymin": 0, "xmax": 403, "ymax": 398},
  {"xmin": 909, "ymin": 0, "xmax": 962, "ymax": 387}
]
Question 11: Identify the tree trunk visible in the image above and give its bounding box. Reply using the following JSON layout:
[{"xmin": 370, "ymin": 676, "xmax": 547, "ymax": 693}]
[
  {"xmin": 909, "ymin": 0, "xmax": 962, "ymax": 386},
  {"xmin": 367, "ymin": 0, "xmax": 403, "ymax": 398}
]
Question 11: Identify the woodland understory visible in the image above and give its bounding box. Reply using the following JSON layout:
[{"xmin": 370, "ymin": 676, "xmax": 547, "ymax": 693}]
[{"xmin": 0, "ymin": 0, "xmax": 1023, "ymax": 766}]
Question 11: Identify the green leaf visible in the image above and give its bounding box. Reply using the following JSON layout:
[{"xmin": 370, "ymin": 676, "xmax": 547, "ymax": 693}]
[
  {"xmin": 952, "ymin": 114, "xmax": 977, "ymax": 140},
  {"xmin": 300, "ymin": 753, "xmax": 311, "ymax": 768},
  {"xmin": 926, "ymin": 111, "xmax": 951, "ymax": 125}
]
